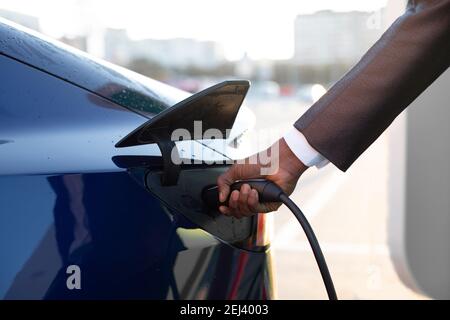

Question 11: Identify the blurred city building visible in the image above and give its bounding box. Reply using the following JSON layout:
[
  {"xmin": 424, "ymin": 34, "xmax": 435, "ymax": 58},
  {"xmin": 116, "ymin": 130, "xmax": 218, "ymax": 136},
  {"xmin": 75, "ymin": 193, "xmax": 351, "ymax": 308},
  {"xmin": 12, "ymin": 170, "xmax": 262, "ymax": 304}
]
[
  {"xmin": 0, "ymin": 7, "xmax": 386, "ymax": 89},
  {"xmin": 294, "ymin": 10, "xmax": 383, "ymax": 66},
  {"xmin": 104, "ymin": 28, "xmax": 225, "ymax": 70},
  {"xmin": 0, "ymin": 9, "xmax": 39, "ymax": 31},
  {"xmin": 59, "ymin": 35, "xmax": 87, "ymax": 52}
]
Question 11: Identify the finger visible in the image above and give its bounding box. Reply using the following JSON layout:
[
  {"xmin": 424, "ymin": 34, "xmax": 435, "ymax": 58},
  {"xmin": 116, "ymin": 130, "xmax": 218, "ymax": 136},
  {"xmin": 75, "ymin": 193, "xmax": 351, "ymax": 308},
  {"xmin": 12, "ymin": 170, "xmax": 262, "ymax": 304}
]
[
  {"xmin": 247, "ymin": 191, "xmax": 281, "ymax": 213},
  {"xmin": 262, "ymin": 202, "xmax": 282, "ymax": 213},
  {"xmin": 248, "ymin": 189, "xmax": 260, "ymax": 213},
  {"xmin": 234, "ymin": 213, "xmax": 244, "ymax": 219},
  {"xmin": 217, "ymin": 166, "xmax": 237, "ymax": 203},
  {"xmin": 228, "ymin": 190, "xmax": 240, "ymax": 211},
  {"xmin": 237, "ymin": 184, "xmax": 251, "ymax": 214},
  {"xmin": 219, "ymin": 206, "xmax": 231, "ymax": 215}
]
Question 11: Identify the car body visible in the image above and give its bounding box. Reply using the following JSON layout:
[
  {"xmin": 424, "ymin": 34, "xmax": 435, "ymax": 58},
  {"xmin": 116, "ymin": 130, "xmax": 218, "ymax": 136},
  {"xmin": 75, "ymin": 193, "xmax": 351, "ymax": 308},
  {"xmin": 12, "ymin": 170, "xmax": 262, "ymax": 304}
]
[{"xmin": 0, "ymin": 18, "xmax": 274, "ymax": 299}]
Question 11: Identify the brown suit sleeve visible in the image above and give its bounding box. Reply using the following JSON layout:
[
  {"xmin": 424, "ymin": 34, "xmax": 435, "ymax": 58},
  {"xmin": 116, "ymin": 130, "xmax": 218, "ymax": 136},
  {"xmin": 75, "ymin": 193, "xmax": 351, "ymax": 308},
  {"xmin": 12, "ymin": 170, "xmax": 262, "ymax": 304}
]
[{"xmin": 294, "ymin": 0, "xmax": 450, "ymax": 171}]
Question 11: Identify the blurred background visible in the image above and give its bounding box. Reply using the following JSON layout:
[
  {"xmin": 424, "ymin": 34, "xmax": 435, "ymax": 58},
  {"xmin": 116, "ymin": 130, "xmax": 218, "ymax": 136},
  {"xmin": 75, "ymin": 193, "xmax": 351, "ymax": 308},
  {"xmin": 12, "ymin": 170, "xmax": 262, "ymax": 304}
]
[{"xmin": 2, "ymin": 0, "xmax": 448, "ymax": 299}]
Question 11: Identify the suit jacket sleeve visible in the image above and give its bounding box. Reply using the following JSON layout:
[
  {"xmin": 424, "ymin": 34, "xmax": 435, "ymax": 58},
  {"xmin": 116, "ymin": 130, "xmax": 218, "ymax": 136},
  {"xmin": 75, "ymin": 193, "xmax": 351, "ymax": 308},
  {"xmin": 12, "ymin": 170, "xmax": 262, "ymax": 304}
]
[{"xmin": 294, "ymin": 0, "xmax": 450, "ymax": 171}]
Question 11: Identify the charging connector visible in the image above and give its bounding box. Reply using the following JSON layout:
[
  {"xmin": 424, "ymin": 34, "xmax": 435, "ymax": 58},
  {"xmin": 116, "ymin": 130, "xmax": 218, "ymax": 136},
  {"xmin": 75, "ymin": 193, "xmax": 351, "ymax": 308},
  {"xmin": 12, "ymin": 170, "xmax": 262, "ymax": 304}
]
[{"xmin": 202, "ymin": 179, "xmax": 338, "ymax": 300}]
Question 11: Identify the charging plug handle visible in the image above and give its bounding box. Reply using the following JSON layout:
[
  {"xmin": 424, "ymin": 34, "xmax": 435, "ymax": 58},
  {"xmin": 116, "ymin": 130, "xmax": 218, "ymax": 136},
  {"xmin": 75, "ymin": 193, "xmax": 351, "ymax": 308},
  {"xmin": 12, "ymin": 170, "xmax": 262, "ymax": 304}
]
[
  {"xmin": 202, "ymin": 179, "xmax": 283, "ymax": 209},
  {"xmin": 228, "ymin": 179, "xmax": 284, "ymax": 202}
]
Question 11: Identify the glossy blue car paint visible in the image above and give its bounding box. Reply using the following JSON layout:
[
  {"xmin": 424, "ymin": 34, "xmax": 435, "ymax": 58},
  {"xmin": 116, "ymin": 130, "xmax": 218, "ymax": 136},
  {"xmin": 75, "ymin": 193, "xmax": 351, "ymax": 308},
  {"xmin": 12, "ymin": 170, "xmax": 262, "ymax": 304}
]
[
  {"xmin": 0, "ymin": 19, "xmax": 273, "ymax": 299},
  {"xmin": 0, "ymin": 18, "xmax": 188, "ymax": 118}
]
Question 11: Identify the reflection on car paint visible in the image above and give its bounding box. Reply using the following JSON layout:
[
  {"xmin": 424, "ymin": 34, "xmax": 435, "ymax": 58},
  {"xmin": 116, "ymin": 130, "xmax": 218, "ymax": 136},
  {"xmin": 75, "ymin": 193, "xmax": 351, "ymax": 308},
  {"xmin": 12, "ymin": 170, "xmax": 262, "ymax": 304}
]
[{"xmin": 1, "ymin": 172, "xmax": 272, "ymax": 299}]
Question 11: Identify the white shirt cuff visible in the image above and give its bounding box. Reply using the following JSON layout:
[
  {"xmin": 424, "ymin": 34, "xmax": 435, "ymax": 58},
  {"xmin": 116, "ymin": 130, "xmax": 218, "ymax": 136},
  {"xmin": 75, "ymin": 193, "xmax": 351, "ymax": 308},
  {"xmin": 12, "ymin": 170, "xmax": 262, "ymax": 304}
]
[{"xmin": 283, "ymin": 127, "xmax": 329, "ymax": 168}]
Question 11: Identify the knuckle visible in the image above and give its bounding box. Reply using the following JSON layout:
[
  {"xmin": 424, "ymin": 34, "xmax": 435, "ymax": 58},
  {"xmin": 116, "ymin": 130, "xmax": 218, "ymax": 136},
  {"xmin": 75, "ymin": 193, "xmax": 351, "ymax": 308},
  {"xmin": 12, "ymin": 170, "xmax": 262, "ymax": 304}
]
[
  {"xmin": 217, "ymin": 175, "xmax": 227, "ymax": 186},
  {"xmin": 248, "ymin": 196, "xmax": 257, "ymax": 206},
  {"xmin": 249, "ymin": 202, "xmax": 259, "ymax": 212}
]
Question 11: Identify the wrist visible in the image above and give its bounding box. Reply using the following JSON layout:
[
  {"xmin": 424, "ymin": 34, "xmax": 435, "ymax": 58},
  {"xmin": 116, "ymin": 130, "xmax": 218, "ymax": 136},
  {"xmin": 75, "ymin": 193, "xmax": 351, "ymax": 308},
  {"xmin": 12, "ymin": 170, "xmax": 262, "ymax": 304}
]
[
  {"xmin": 279, "ymin": 138, "xmax": 308, "ymax": 177},
  {"xmin": 283, "ymin": 127, "xmax": 329, "ymax": 168}
]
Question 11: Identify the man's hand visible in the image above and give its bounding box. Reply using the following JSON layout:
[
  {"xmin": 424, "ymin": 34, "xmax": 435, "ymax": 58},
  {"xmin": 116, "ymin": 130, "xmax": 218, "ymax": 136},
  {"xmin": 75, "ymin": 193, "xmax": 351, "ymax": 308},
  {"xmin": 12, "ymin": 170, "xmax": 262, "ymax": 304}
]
[{"xmin": 217, "ymin": 138, "xmax": 308, "ymax": 218}]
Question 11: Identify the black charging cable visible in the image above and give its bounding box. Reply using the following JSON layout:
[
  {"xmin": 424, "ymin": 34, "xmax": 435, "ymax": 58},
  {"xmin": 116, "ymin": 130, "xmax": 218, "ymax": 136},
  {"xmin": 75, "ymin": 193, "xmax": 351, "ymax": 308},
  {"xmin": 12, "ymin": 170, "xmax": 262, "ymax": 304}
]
[{"xmin": 202, "ymin": 178, "xmax": 338, "ymax": 300}]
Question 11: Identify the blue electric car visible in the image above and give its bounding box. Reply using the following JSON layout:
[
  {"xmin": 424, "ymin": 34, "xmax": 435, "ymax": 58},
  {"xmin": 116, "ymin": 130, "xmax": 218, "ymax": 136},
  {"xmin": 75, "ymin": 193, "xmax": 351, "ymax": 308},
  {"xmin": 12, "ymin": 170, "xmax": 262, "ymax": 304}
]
[{"xmin": 0, "ymin": 18, "xmax": 273, "ymax": 299}]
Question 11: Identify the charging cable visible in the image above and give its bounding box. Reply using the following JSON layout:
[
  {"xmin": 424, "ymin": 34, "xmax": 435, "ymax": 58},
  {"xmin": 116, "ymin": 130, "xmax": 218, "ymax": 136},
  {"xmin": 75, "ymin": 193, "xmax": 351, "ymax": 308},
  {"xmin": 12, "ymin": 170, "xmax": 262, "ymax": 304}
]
[{"xmin": 202, "ymin": 178, "xmax": 338, "ymax": 300}]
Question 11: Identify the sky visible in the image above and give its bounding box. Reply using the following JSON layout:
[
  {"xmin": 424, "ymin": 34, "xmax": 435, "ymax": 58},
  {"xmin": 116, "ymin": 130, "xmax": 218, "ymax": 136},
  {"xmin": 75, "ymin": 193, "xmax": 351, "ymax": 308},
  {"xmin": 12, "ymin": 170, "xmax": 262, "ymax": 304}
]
[{"xmin": 0, "ymin": 0, "xmax": 388, "ymax": 60}]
